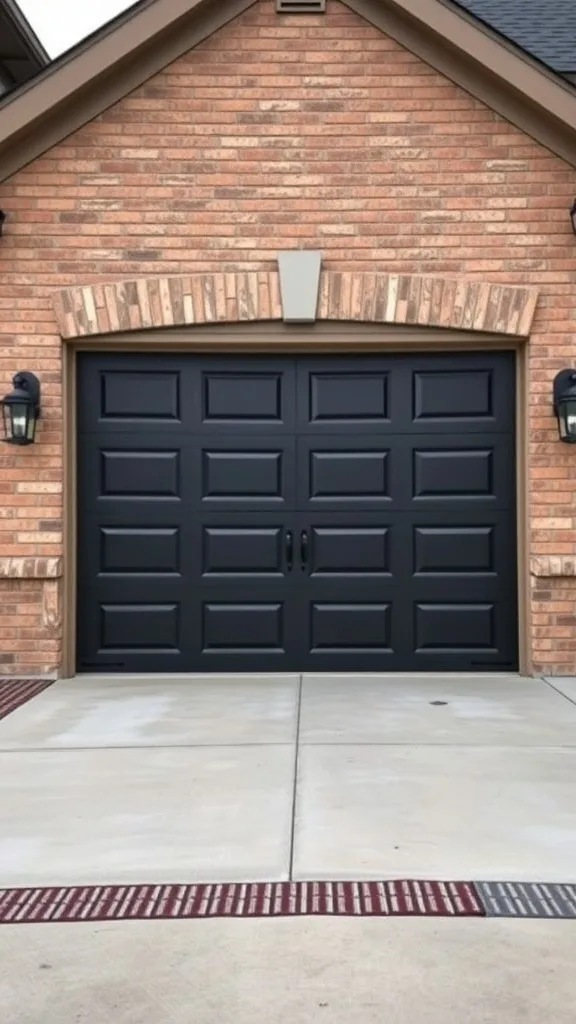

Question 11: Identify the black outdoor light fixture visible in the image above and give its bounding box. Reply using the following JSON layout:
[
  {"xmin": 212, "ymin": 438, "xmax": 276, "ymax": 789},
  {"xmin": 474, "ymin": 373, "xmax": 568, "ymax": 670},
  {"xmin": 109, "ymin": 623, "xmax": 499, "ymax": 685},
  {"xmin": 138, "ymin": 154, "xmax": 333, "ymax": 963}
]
[
  {"xmin": 0, "ymin": 209, "xmax": 5, "ymax": 237},
  {"xmin": 570, "ymin": 199, "xmax": 576, "ymax": 236},
  {"xmin": 1, "ymin": 371, "xmax": 41, "ymax": 445},
  {"xmin": 553, "ymin": 369, "xmax": 576, "ymax": 443}
]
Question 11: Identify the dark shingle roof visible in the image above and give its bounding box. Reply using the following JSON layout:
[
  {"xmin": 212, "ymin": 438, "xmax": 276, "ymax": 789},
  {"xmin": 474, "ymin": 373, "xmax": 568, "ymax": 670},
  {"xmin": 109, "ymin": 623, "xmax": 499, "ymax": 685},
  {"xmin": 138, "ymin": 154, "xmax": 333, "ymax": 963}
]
[{"xmin": 453, "ymin": 0, "xmax": 576, "ymax": 72}]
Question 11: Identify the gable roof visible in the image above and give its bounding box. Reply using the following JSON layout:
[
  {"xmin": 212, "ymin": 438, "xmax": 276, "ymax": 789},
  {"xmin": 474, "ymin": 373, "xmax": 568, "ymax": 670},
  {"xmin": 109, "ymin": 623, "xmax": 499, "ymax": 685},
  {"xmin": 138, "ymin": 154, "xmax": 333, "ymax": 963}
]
[
  {"xmin": 454, "ymin": 0, "xmax": 576, "ymax": 74},
  {"xmin": 2, "ymin": 0, "xmax": 576, "ymax": 183}
]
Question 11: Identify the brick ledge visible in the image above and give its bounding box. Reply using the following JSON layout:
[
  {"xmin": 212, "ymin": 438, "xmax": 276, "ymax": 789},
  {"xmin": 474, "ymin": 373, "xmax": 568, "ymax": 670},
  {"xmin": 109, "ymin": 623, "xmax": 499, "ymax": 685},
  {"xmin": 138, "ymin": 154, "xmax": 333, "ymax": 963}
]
[
  {"xmin": 530, "ymin": 556, "xmax": 576, "ymax": 578},
  {"xmin": 0, "ymin": 558, "xmax": 62, "ymax": 579}
]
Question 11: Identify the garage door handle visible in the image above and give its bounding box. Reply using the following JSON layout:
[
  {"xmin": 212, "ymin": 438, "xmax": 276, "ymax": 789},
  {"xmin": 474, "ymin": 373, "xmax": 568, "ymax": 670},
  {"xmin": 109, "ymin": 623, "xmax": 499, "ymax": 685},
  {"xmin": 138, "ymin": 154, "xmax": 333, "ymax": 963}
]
[
  {"xmin": 285, "ymin": 530, "xmax": 293, "ymax": 571},
  {"xmin": 300, "ymin": 530, "xmax": 308, "ymax": 572}
]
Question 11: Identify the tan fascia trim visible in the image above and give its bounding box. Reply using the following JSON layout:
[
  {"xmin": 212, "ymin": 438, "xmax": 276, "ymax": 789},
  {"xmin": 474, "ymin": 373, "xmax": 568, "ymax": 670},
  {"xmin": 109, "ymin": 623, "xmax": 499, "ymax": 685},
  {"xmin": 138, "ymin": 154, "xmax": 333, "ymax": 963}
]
[
  {"xmin": 344, "ymin": 0, "xmax": 576, "ymax": 167},
  {"xmin": 0, "ymin": 0, "xmax": 257, "ymax": 182}
]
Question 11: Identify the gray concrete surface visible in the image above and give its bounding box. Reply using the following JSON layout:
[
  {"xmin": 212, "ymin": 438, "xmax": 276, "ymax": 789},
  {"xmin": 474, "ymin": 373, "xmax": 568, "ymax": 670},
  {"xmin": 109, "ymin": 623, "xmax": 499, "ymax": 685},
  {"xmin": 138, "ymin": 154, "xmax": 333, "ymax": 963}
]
[
  {"xmin": 1, "ymin": 917, "xmax": 575, "ymax": 1024},
  {"xmin": 300, "ymin": 673, "xmax": 576, "ymax": 746},
  {"xmin": 0, "ymin": 674, "xmax": 299, "ymax": 748},
  {"xmin": 1, "ymin": 673, "xmax": 576, "ymax": 886},
  {"xmin": 0, "ymin": 745, "xmax": 294, "ymax": 886},
  {"xmin": 293, "ymin": 745, "xmax": 576, "ymax": 881},
  {"xmin": 545, "ymin": 676, "xmax": 576, "ymax": 705}
]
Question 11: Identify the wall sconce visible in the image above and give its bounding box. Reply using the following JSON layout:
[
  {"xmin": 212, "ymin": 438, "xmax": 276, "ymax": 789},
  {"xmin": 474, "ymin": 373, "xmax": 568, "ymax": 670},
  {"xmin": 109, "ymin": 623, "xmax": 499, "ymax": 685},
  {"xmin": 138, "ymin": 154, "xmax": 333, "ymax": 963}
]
[
  {"xmin": 553, "ymin": 369, "xmax": 576, "ymax": 443},
  {"xmin": 0, "ymin": 209, "xmax": 5, "ymax": 237},
  {"xmin": 570, "ymin": 199, "xmax": 576, "ymax": 236},
  {"xmin": 1, "ymin": 372, "xmax": 41, "ymax": 445}
]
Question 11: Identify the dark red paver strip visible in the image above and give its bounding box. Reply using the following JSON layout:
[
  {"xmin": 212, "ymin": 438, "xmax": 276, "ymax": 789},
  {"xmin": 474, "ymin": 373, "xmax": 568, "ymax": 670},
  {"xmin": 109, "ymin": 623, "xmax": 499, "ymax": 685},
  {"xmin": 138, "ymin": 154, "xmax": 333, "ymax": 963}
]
[
  {"xmin": 0, "ymin": 881, "xmax": 483, "ymax": 924},
  {"xmin": 0, "ymin": 679, "xmax": 54, "ymax": 722}
]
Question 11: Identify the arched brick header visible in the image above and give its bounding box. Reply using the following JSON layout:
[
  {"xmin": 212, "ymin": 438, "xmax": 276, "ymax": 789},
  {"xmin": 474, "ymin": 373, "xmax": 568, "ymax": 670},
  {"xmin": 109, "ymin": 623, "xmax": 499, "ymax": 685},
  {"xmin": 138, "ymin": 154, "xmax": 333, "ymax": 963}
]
[{"xmin": 54, "ymin": 271, "xmax": 538, "ymax": 339}]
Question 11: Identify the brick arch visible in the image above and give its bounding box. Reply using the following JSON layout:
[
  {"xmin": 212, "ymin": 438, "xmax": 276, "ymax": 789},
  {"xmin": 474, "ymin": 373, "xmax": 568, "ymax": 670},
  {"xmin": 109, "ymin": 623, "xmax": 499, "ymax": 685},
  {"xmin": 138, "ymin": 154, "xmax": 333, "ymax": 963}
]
[{"xmin": 54, "ymin": 271, "xmax": 538, "ymax": 339}]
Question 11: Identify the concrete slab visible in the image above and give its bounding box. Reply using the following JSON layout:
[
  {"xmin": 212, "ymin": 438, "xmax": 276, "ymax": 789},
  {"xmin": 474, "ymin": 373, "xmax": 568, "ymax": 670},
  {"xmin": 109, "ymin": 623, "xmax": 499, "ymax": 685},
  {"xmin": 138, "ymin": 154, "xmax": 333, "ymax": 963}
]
[
  {"xmin": 1, "ymin": 917, "xmax": 575, "ymax": 1024},
  {"xmin": 300, "ymin": 674, "xmax": 576, "ymax": 746},
  {"xmin": 0, "ymin": 675, "xmax": 300, "ymax": 750},
  {"xmin": 544, "ymin": 676, "xmax": 576, "ymax": 705},
  {"xmin": 0, "ymin": 745, "xmax": 295, "ymax": 886},
  {"xmin": 293, "ymin": 744, "xmax": 576, "ymax": 881}
]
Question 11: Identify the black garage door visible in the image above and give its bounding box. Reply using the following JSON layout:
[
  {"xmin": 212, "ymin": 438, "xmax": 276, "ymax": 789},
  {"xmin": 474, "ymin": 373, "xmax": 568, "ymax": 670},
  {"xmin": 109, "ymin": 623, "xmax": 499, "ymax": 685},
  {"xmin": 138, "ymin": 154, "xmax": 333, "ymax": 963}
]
[{"xmin": 77, "ymin": 351, "xmax": 518, "ymax": 673}]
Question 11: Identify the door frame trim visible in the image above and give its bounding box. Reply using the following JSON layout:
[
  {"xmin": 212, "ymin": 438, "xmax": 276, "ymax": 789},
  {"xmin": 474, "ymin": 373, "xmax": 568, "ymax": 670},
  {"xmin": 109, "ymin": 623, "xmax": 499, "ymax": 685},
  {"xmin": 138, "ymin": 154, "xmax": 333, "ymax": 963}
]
[{"xmin": 62, "ymin": 323, "xmax": 529, "ymax": 678}]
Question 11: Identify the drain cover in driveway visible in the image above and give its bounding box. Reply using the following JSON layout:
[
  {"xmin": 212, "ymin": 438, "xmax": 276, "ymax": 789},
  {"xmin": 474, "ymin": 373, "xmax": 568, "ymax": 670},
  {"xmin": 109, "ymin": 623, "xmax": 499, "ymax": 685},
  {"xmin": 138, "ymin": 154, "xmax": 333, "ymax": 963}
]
[
  {"xmin": 0, "ymin": 881, "xmax": 483, "ymax": 923},
  {"xmin": 477, "ymin": 881, "xmax": 576, "ymax": 918}
]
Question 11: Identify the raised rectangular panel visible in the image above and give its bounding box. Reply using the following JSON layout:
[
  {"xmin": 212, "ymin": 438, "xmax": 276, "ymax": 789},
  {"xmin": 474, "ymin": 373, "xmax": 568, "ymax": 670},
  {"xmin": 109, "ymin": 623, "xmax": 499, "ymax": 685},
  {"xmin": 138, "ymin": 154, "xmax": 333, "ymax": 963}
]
[
  {"xmin": 309, "ymin": 373, "xmax": 388, "ymax": 422},
  {"xmin": 310, "ymin": 451, "xmax": 389, "ymax": 499},
  {"xmin": 100, "ymin": 604, "xmax": 179, "ymax": 650},
  {"xmin": 100, "ymin": 371, "xmax": 179, "ymax": 420},
  {"xmin": 100, "ymin": 527, "xmax": 179, "ymax": 574},
  {"xmin": 413, "ymin": 450, "xmax": 493, "ymax": 498},
  {"xmin": 311, "ymin": 527, "xmax": 389, "ymax": 574},
  {"xmin": 414, "ymin": 526, "xmax": 494, "ymax": 575},
  {"xmin": 203, "ymin": 527, "xmax": 282, "ymax": 575},
  {"xmin": 310, "ymin": 603, "xmax": 391, "ymax": 651},
  {"xmin": 413, "ymin": 370, "xmax": 492, "ymax": 420},
  {"xmin": 202, "ymin": 451, "xmax": 283, "ymax": 499},
  {"xmin": 202, "ymin": 603, "xmax": 284, "ymax": 650},
  {"xmin": 100, "ymin": 450, "xmax": 180, "ymax": 498},
  {"xmin": 415, "ymin": 603, "xmax": 495, "ymax": 650},
  {"xmin": 203, "ymin": 373, "xmax": 282, "ymax": 422}
]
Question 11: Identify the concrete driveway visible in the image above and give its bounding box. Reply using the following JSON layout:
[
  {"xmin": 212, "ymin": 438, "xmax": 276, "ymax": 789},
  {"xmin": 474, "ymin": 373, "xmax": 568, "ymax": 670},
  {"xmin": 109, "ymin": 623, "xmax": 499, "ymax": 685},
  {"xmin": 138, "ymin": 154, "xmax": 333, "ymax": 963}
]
[
  {"xmin": 2, "ymin": 672, "xmax": 576, "ymax": 1024},
  {"xmin": 1, "ymin": 672, "xmax": 576, "ymax": 886}
]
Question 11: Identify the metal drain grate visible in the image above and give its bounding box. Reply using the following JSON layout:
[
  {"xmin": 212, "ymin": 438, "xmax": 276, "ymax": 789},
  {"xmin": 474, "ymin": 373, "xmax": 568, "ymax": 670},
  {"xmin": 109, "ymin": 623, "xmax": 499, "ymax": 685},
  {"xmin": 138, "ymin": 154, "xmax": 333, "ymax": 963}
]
[{"xmin": 477, "ymin": 881, "xmax": 576, "ymax": 918}]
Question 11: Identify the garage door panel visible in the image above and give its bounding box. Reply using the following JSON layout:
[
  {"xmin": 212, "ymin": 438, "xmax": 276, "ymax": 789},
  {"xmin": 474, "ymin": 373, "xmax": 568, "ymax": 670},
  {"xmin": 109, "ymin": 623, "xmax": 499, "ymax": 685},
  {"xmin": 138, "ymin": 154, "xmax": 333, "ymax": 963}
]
[
  {"xmin": 80, "ymin": 434, "xmax": 194, "ymax": 508},
  {"xmin": 309, "ymin": 525, "xmax": 391, "ymax": 576},
  {"xmin": 408, "ymin": 436, "xmax": 514, "ymax": 509},
  {"xmin": 413, "ymin": 524, "xmax": 496, "ymax": 576},
  {"xmin": 77, "ymin": 353, "xmax": 197, "ymax": 435},
  {"xmin": 194, "ymin": 512, "xmax": 292, "ymax": 582},
  {"xmin": 202, "ymin": 525, "xmax": 284, "ymax": 577},
  {"xmin": 198, "ymin": 437, "xmax": 296, "ymax": 511},
  {"xmin": 408, "ymin": 351, "xmax": 514, "ymax": 433},
  {"xmin": 99, "ymin": 370, "xmax": 181, "ymax": 422},
  {"xmin": 100, "ymin": 448, "xmax": 182, "ymax": 499},
  {"xmin": 297, "ymin": 359, "xmax": 391, "ymax": 432},
  {"xmin": 309, "ymin": 603, "xmax": 393, "ymax": 653},
  {"xmin": 411, "ymin": 518, "xmax": 515, "ymax": 585},
  {"xmin": 202, "ymin": 602, "xmax": 285, "ymax": 653},
  {"xmin": 100, "ymin": 602, "xmax": 181, "ymax": 652},
  {"xmin": 77, "ymin": 593, "xmax": 189, "ymax": 673},
  {"xmin": 202, "ymin": 450, "xmax": 282, "ymax": 500},
  {"xmin": 200, "ymin": 363, "xmax": 296, "ymax": 434},
  {"xmin": 414, "ymin": 602, "xmax": 497, "ymax": 653},
  {"xmin": 78, "ymin": 528, "xmax": 189, "ymax": 598},
  {"xmin": 297, "ymin": 437, "xmax": 393, "ymax": 510},
  {"xmin": 99, "ymin": 526, "xmax": 181, "ymax": 576}
]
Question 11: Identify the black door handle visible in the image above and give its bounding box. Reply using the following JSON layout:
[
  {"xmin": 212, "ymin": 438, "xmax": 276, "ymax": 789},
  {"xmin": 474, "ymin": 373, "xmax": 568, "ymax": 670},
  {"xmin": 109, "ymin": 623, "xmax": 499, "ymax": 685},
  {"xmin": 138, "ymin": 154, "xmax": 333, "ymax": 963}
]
[
  {"xmin": 300, "ymin": 529, "xmax": 308, "ymax": 571},
  {"xmin": 285, "ymin": 530, "xmax": 293, "ymax": 571}
]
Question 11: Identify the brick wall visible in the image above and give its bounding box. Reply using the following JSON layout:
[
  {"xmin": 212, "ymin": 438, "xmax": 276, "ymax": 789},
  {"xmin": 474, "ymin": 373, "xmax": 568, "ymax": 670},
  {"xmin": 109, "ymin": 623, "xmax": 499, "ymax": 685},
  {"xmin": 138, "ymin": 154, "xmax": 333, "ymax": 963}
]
[{"xmin": 1, "ymin": 0, "xmax": 576, "ymax": 674}]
